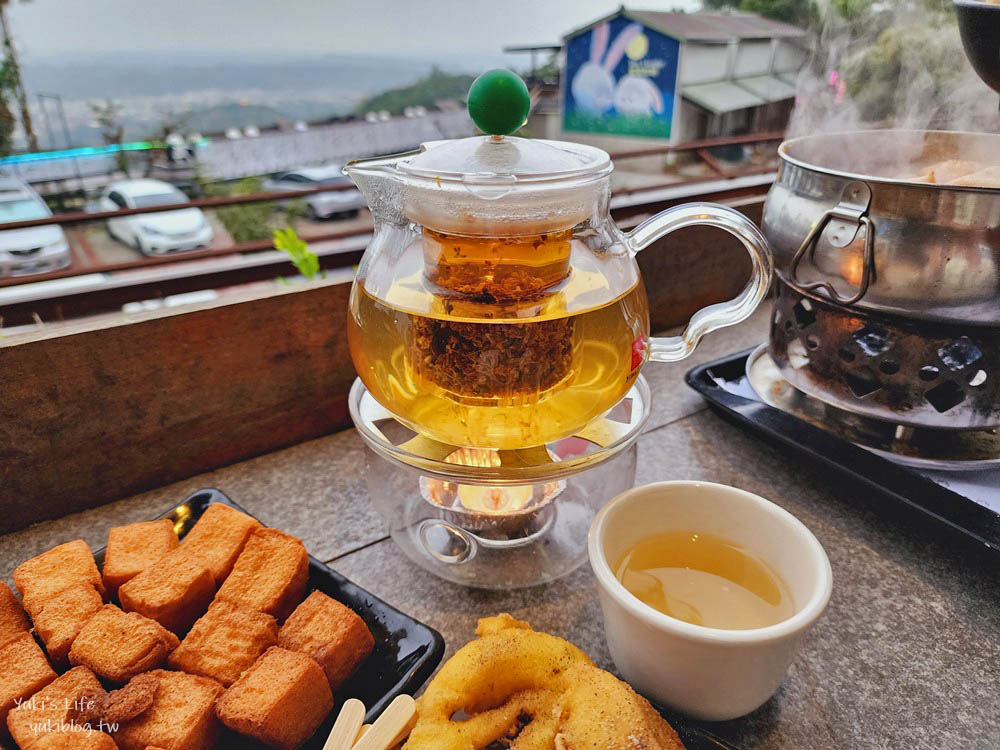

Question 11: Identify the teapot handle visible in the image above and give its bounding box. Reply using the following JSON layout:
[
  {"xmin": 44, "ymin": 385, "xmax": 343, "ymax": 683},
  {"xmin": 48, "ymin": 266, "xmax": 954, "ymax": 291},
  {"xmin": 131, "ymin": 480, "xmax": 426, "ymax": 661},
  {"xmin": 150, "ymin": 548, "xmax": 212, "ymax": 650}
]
[{"xmin": 625, "ymin": 203, "xmax": 774, "ymax": 363}]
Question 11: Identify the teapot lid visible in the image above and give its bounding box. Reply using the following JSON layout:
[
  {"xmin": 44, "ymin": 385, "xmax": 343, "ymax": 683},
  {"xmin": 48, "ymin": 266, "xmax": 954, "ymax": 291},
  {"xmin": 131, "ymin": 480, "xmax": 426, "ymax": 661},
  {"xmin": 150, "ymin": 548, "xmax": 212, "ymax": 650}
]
[
  {"xmin": 396, "ymin": 136, "xmax": 612, "ymax": 235},
  {"xmin": 400, "ymin": 135, "xmax": 610, "ymax": 184},
  {"xmin": 394, "ymin": 69, "xmax": 612, "ymax": 235}
]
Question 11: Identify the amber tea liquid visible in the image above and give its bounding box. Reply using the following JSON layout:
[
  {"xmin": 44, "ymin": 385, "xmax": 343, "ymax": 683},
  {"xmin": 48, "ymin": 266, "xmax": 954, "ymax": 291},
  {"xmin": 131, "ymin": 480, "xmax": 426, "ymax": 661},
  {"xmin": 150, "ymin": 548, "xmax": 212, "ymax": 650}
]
[
  {"xmin": 348, "ymin": 229, "xmax": 648, "ymax": 449},
  {"xmin": 615, "ymin": 531, "xmax": 795, "ymax": 630}
]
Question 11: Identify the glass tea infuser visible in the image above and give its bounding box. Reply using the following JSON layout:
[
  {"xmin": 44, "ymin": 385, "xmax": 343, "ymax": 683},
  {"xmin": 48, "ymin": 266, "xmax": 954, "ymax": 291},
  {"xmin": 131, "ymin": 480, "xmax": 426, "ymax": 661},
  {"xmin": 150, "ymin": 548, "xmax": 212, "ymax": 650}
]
[{"xmin": 345, "ymin": 70, "xmax": 773, "ymax": 451}]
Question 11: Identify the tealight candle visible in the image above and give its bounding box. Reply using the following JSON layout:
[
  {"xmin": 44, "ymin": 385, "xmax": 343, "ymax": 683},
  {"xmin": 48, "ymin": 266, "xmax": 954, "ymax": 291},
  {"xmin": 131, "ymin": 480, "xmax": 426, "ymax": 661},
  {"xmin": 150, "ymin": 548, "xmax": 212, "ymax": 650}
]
[{"xmin": 457, "ymin": 484, "xmax": 534, "ymax": 514}]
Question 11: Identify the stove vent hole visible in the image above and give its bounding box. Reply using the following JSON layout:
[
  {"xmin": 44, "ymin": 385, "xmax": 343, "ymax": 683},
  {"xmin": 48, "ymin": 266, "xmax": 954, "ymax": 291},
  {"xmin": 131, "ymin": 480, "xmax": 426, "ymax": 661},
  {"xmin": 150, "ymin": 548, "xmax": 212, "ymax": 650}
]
[
  {"xmin": 968, "ymin": 369, "xmax": 987, "ymax": 387},
  {"xmin": 938, "ymin": 337, "xmax": 982, "ymax": 372},
  {"xmin": 805, "ymin": 335, "xmax": 820, "ymax": 350},
  {"xmin": 919, "ymin": 365, "xmax": 940, "ymax": 382},
  {"xmin": 792, "ymin": 300, "xmax": 816, "ymax": 328},
  {"xmin": 787, "ymin": 338, "xmax": 810, "ymax": 369},
  {"xmin": 374, "ymin": 418, "xmax": 419, "ymax": 446},
  {"xmin": 924, "ymin": 381, "xmax": 966, "ymax": 413},
  {"xmin": 843, "ymin": 366, "xmax": 881, "ymax": 398},
  {"xmin": 851, "ymin": 325, "xmax": 893, "ymax": 356},
  {"xmin": 837, "ymin": 348, "xmax": 856, "ymax": 363},
  {"xmin": 878, "ymin": 359, "xmax": 900, "ymax": 375}
]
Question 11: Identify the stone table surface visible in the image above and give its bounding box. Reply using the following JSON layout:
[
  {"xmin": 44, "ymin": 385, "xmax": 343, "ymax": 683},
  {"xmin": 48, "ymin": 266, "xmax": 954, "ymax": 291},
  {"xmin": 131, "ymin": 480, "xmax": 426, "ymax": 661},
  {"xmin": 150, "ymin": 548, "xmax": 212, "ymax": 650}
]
[{"xmin": 3, "ymin": 306, "xmax": 999, "ymax": 750}]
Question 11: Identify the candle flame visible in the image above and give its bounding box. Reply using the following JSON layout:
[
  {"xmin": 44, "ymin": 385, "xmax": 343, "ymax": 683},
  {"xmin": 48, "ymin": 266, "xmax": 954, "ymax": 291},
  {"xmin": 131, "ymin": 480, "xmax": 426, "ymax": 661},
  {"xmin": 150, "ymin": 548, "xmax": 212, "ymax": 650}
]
[{"xmin": 424, "ymin": 448, "xmax": 537, "ymax": 514}]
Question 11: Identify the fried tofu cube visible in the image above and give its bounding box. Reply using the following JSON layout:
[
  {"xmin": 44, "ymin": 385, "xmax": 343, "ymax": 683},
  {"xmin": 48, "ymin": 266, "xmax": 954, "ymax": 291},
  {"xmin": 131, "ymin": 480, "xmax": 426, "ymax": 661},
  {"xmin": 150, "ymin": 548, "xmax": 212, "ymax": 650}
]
[
  {"xmin": 13, "ymin": 540, "xmax": 105, "ymax": 617},
  {"xmin": 181, "ymin": 504, "xmax": 262, "ymax": 584},
  {"xmin": 167, "ymin": 600, "xmax": 278, "ymax": 687},
  {"xmin": 916, "ymin": 159, "xmax": 980, "ymax": 184},
  {"xmin": 32, "ymin": 584, "xmax": 104, "ymax": 664},
  {"xmin": 118, "ymin": 548, "xmax": 215, "ymax": 635},
  {"xmin": 215, "ymin": 647, "xmax": 333, "ymax": 748},
  {"xmin": 22, "ymin": 729, "xmax": 119, "ymax": 749},
  {"xmin": 0, "ymin": 581, "xmax": 31, "ymax": 649},
  {"xmin": 949, "ymin": 165, "xmax": 1000, "ymax": 188},
  {"xmin": 278, "ymin": 591, "xmax": 374, "ymax": 692},
  {"xmin": 102, "ymin": 520, "xmax": 179, "ymax": 597},
  {"xmin": 0, "ymin": 633, "xmax": 57, "ymax": 727},
  {"xmin": 7, "ymin": 666, "xmax": 106, "ymax": 747},
  {"xmin": 112, "ymin": 670, "xmax": 223, "ymax": 750},
  {"xmin": 215, "ymin": 528, "xmax": 308, "ymax": 622},
  {"xmin": 68, "ymin": 605, "xmax": 179, "ymax": 684}
]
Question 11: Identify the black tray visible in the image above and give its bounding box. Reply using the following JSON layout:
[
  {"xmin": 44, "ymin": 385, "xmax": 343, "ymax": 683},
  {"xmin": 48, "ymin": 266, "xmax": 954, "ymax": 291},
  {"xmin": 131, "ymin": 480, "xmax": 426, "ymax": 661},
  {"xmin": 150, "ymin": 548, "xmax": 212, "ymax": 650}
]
[
  {"xmin": 94, "ymin": 488, "xmax": 445, "ymax": 749},
  {"xmin": 685, "ymin": 349, "xmax": 1000, "ymax": 556},
  {"xmin": 659, "ymin": 709, "xmax": 743, "ymax": 750}
]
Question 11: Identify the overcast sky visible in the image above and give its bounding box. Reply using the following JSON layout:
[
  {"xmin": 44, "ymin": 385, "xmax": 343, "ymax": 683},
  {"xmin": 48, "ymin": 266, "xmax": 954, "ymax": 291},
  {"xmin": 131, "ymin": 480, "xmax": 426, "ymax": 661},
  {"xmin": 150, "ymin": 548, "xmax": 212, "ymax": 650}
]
[{"xmin": 7, "ymin": 0, "xmax": 700, "ymax": 60}]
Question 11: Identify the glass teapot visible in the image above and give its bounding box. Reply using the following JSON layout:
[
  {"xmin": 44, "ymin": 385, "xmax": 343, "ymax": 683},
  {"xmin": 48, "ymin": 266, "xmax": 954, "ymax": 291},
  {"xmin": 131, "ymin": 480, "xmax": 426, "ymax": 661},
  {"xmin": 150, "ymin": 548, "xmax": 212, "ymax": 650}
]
[{"xmin": 345, "ymin": 82, "xmax": 772, "ymax": 450}]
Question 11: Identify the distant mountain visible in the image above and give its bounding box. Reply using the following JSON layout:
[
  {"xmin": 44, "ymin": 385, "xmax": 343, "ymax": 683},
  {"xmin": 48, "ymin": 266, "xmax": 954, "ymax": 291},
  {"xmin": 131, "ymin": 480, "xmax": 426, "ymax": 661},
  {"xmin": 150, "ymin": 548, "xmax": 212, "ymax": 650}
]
[
  {"xmin": 184, "ymin": 103, "xmax": 288, "ymax": 133},
  {"xmin": 16, "ymin": 50, "xmax": 517, "ymax": 150},
  {"xmin": 356, "ymin": 69, "xmax": 476, "ymax": 115},
  {"xmin": 20, "ymin": 52, "xmax": 495, "ymax": 102}
]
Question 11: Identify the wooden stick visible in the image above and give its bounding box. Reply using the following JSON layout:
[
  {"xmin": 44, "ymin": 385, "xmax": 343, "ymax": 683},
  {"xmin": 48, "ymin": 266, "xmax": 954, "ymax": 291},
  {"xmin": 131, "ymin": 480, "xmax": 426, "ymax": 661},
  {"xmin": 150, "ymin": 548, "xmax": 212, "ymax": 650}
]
[
  {"xmin": 352, "ymin": 695, "xmax": 416, "ymax": 750},
  {"xmin": 354, "ymin": 725, "xmax": 371, "ymax": 745},
  {"xmin": 324, "ymin": 698, "xmax": 366, "ymax": 750}
]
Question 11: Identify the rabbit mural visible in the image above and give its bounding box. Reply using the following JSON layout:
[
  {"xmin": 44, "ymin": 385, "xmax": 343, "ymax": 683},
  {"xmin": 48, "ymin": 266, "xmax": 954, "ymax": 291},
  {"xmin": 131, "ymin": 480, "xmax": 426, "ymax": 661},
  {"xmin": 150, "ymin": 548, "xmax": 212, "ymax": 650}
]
[
  {"xmin": 614, "ymin": 75, "xmax": 666, "ymax": 116},
  {"xmin": 569, "ymin": 22, "xmax": 614, "ymax": 113},
  {"xmin": 571, "ymin": 22, "xmax": 644, "ymax": 114},
  {"xmin": 564, "ymin": 15, "xmax": 678, "ymax": 138}
]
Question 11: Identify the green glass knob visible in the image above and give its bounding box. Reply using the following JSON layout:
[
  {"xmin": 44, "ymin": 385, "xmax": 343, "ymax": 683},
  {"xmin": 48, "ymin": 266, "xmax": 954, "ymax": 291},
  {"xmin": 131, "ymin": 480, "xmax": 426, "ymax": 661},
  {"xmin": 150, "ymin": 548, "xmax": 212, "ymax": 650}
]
[{"xmin": 467, "ymin": 69, "xmax": 530, "ymax": 136}]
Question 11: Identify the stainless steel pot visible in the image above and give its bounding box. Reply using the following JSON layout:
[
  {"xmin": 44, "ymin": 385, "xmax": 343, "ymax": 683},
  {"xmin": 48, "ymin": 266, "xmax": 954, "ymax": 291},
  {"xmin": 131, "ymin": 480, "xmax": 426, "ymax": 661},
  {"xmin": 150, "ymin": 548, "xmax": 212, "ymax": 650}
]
[
  {"xmin": 763, "ymin": 130, "xmax": 1000, "ymax": 325},
  {"xmin": 763, "ymin": 130, "xmax": 1000, "ymax": 430}
]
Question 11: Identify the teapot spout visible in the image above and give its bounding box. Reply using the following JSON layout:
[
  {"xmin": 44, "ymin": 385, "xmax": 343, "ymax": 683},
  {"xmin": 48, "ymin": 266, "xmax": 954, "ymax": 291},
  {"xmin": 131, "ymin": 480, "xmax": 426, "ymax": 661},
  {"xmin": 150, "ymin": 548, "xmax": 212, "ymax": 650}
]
[{"xmin": 344, "ymin": 150, "xmax": 418, "ymax": 225}]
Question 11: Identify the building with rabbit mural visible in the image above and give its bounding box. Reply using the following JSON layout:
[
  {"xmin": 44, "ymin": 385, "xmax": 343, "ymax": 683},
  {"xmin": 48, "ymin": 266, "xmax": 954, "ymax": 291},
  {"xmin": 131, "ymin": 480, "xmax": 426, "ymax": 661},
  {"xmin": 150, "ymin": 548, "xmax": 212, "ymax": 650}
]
[{"xmin": 562, "ymin": 8, "xmax": 808, "ymax": 143}]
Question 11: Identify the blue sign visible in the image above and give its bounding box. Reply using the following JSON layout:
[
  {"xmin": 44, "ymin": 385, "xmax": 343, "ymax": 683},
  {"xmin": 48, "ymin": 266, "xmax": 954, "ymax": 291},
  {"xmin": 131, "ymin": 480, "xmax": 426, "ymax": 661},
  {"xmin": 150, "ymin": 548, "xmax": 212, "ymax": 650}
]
[{"xmin": 564, "ymin": 17, "xmax": 680, "ymax": 138}]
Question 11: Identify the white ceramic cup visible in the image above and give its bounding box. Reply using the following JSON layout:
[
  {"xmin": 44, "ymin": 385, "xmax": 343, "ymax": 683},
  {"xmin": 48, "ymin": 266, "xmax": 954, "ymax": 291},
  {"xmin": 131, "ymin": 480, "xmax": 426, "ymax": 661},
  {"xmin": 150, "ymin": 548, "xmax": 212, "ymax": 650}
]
[{"xmin": 588, "ymin": 480, "xmax": 832, "ymax": 721}]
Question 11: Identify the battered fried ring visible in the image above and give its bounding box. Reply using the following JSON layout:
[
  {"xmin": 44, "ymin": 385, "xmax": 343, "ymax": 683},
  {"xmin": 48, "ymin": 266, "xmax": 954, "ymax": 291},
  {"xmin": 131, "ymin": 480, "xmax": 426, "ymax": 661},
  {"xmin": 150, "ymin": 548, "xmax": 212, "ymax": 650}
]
[{"xmin": 404, "ymin": 614, "xmax": 685, "ymax": 750}]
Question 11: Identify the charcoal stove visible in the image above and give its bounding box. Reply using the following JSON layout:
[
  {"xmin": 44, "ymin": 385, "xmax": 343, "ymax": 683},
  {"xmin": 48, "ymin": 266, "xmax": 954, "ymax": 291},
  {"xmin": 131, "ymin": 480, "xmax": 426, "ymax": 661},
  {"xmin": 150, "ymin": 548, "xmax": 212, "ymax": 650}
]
[{"xmin": 761, "ymin": 130, "xmax": 1000, "ymax": 465}]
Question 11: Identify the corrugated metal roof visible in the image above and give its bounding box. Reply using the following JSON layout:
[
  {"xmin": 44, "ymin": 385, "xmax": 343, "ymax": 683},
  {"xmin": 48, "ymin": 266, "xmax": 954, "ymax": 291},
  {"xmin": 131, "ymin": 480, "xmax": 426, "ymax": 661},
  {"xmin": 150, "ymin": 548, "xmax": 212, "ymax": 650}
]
[
  {"xmin": 735, "ymin": 74, "xmax": 797, "ymax": 102},
  {"xmin": 564, "ymin": 8, "xmax": 807, "ymax": 42},
  {"xmin": 629, "ymin": 10, "xmax": 807, "ymax": 41},
  {"xmin": 682, "ymin": 81, "xmax": 766, "ymax": 114}
]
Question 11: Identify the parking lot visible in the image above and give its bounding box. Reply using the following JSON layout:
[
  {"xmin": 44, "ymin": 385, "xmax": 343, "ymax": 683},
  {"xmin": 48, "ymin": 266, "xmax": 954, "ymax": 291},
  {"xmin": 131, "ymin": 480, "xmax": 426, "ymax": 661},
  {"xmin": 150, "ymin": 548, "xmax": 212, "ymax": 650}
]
[
  {"xmin": 52, "ymin": 207, "xmax": 372, "ymax": 276},
  {"xmin": 73, "ymin": 212, "xmax": 234, "ymax": 266}
]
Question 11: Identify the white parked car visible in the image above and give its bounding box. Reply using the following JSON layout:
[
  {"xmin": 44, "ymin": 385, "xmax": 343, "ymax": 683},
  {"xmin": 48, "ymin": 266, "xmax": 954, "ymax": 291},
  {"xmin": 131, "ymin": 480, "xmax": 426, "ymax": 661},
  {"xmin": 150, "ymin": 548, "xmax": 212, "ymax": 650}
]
[
  {"xmin": 0, "ymin": 176, "xmax": 71, "ymax": 277},
  {"xmin": 263, "ymin": 165, "xmax": 365, "ymax": 220},
  {"xmin": 101, "ymin": 179, "xmax": 213, "ymax": 255}
]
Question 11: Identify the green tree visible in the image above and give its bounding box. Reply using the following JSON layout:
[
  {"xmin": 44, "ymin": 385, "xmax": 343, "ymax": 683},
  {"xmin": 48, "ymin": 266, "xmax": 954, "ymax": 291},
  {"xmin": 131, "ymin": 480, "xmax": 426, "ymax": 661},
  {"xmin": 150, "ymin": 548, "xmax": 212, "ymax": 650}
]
[
  {"xmin": 0, "ymin": 56, "xmax": 18, "ymax": 155},
  {"xmin": 841, "ymin": 20, "xmax": 965, "ymax": 122},
  {"xmin": 206, "ymin": 177, "xmax": 275, "ymax": 244},
  {"xmin": 356, "ymin": 67, "xmax": 476, "ymax": 115},
  {"xmin": 0, "ymin": 0, "xmax": 36, "ymax": 151},
  {"xmin": 91, "ymin": 98, "xmax": 128, "ymax": 175},
  {"xmin": 703, "ymin": 0, "xmax": 813, "ymax": 25}
]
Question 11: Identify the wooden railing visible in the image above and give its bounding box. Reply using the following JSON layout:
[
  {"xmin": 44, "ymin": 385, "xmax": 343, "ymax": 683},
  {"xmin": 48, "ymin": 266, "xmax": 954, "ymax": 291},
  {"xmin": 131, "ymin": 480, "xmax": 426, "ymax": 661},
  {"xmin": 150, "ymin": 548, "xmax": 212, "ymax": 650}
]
[
  {"xmin": 0, "ymin": 190, "xmax": 765, "ymax": 532},
  {"xmin": 0, "ymin": 130, "xmax": 783, "ymax": 309}
]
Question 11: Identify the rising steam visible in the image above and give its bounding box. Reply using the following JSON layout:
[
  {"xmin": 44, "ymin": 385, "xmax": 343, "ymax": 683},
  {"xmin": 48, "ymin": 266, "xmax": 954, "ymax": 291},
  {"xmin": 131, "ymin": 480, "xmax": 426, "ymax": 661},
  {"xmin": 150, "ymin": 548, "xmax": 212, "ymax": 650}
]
[{"xmin": 787, "ymin": 0, "xmax": 1000, "ymax": 139}]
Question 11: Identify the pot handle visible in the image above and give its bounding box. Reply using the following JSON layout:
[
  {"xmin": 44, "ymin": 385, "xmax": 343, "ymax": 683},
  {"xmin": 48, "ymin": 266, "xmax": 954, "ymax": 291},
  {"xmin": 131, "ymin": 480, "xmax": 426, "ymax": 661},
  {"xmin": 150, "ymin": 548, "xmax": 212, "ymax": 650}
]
[
  {"xmin": 787, "ymin": 180, "xmax": 875, "ymax": 306},
  {"xmin": 625, "ymin": 202, "xmax": 773, "ymax": 363}
]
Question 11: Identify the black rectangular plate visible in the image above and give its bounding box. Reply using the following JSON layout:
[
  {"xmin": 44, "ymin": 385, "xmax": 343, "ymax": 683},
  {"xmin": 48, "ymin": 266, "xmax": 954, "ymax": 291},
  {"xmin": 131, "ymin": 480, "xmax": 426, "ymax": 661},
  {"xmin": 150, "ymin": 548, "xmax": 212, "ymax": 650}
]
[
  {"xmin": 82, "ymin": 489, "xmax": 735, "ymax": 749},
  {"xmin": 93, "ymin": 488, "xmax": 445, "ymax": 749},
  {"xmin": 685, "ymin": 349, "xmax": 1000, "ymax": 556}
]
